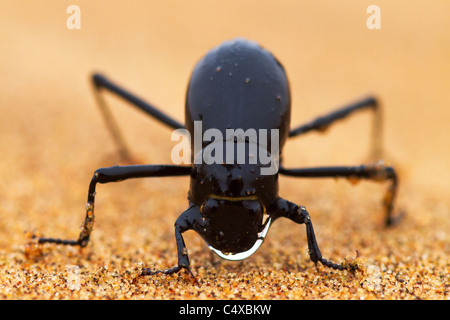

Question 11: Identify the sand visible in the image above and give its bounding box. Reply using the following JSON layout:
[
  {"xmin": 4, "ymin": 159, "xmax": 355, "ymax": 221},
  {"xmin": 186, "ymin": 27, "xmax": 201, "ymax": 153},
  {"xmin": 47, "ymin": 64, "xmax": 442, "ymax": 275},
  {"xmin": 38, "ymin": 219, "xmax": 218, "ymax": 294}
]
[{"xmin": 0, "ymin": 1, "xmax": 448, "ymax": 300}]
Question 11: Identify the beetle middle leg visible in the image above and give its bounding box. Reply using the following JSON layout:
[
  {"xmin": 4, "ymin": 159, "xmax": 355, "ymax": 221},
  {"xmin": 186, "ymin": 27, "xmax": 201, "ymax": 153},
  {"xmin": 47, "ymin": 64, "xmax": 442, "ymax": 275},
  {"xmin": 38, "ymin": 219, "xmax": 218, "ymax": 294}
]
[
  {"xmin": 36, "ymin": 164, "xmax": 197, "ymax": 278},
  {"xmin": 92, "ymin": 73, "xmax": 185, "ymax": 163},
  {"xmin": 279, "ymin": 162, "xmax": 401, "ymax": 226}
]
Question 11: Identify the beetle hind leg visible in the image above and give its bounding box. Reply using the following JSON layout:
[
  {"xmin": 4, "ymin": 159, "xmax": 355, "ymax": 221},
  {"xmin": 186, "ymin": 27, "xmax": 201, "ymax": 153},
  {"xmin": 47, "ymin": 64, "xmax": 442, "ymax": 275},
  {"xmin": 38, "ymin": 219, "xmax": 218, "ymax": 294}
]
[
  {"xmin": 288, "ymin": 96, "xmax": 384, "ymax": 161},
  {"xmin": 91, "ymin": 73, "xmax": 185, "ymax": 164}
]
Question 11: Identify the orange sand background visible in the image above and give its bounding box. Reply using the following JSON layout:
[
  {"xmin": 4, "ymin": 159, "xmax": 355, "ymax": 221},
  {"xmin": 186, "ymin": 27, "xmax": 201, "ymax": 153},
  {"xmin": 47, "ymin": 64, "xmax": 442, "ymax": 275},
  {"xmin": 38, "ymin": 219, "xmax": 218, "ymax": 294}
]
[{"xmin": 0, "ymin": 1, "xmax": 448, "ymax": 299}]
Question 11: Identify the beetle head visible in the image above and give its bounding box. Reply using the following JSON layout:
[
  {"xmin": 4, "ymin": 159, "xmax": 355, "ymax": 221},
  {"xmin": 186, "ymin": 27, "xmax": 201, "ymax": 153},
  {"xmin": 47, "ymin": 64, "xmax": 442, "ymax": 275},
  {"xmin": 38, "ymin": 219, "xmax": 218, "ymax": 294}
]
[
  {"xmin": 199, "ymin": 196, "xmax": 272, "ymax": 260},
  {"xmin": 189, "ymin": 158, "xmax": 276, "ymax": 260}
]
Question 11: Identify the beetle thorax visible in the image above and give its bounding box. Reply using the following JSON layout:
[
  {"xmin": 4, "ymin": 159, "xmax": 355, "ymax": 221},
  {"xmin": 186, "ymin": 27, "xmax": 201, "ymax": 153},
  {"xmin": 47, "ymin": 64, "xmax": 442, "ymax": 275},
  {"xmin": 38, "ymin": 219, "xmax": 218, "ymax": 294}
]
[{"xmin": 188, "ymin": 158, "xmax": 278, "ymax": 205}]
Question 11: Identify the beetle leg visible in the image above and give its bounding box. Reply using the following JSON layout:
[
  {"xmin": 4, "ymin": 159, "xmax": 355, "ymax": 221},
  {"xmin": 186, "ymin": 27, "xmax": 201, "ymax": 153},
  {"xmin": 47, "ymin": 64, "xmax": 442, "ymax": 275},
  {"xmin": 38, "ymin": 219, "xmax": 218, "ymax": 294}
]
[
  {"xmin": 92, "ymin": 73, "xmax": 185, "ymax": 163},
  {"xmin": 288, "ymin": 96, "xmax": 382, "ymax": 159},
  {"xmin": 279, "ymin": 161, "xmax": 401, "ymax": 226},
  {"xmin": 275, "ymin": 198, "xmax": 353, "ymax": 271},
  {"xmin": 140, "ymin": 205, "xmax": 202, "ymax": 284},
  {"xmin": 36, "ymin": 164, "xmax": 191, "ymax": 247}
]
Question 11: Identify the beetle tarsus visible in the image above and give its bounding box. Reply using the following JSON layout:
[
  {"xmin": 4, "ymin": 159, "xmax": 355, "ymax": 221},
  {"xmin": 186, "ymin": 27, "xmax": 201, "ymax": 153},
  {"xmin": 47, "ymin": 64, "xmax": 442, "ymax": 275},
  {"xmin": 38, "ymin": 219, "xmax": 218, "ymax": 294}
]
[
  {"xmin": 320, "ymin": 258, "xmax": 345, "ymax": 271},
  {"xmin": 140, "ymin": 266, "xmax": 181, "ymax": 276},
  {"xmin": 35, "ymin": 236, "xmax": 80, "ymax": 246}
]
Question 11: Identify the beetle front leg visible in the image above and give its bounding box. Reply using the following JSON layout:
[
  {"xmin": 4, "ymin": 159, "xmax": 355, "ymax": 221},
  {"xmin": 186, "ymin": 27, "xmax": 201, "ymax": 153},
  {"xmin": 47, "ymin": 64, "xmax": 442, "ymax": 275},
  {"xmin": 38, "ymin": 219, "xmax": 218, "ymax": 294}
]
[
  {"xmin": 140, "ymin": 225, "xmax": 196, "ymax": 281},
  {"xmin": 140, "ymin": 206, "xmax": 202, "ymax": 283},
  {"xmin": 275, "ymin": 198, "xmax": 359, "ymax": 272}
]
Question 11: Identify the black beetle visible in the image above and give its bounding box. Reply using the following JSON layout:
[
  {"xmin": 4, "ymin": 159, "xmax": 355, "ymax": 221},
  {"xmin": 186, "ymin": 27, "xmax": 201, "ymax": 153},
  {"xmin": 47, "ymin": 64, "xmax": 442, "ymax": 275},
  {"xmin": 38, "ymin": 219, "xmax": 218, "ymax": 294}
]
[{"xmin": 36, "ymin": 38, "xmax": 400, "ymax": 280}]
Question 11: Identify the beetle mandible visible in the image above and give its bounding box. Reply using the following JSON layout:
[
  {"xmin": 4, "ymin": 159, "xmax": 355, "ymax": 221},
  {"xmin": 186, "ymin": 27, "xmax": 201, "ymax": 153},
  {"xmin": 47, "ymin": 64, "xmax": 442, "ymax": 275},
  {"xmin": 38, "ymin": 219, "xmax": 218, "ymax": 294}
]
[{"xmin": 36, "ymin": 38, "xmax": 400, "ymax": 280}]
